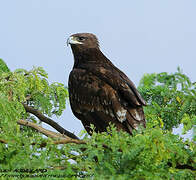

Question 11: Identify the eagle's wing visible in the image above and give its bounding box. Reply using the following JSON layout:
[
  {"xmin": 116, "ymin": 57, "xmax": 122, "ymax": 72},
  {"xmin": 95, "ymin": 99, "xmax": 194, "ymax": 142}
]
[
  {"xmin": 82, "ymin": 63, "xmax": 146, "ymax": 107},
  {"xmin": 86, "ymin": 65, "xmax": 146, "ymax": 126},
  {"xmin": 69, "ymin": 67, "xmax": 145, "ymax": 134}
]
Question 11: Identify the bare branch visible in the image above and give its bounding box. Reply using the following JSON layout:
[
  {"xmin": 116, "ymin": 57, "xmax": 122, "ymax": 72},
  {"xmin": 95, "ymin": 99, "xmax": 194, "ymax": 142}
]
[
  {"xmin": 17, "ymin": 119, "xmax": 70, "ymax": 140},
  {"xmin": 17, "ymin": 119, "xmax": 85, "ymax": 145},
  {"xmin": 23, "ymin": 104, "xmax": 79, "ymax": 140}
]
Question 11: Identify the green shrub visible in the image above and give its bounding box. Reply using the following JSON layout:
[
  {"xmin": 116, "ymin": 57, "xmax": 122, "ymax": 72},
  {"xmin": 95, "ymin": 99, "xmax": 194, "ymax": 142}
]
[{"xmin": 0, "ymin": 60, "xmax": 195, "ymax": 179}]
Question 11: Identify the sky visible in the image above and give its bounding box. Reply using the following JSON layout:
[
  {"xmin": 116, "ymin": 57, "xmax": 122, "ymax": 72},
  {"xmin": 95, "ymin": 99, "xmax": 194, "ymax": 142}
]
[{"xmin": 0, "ymin": 0, "xmax": 195, "ymax": 136}]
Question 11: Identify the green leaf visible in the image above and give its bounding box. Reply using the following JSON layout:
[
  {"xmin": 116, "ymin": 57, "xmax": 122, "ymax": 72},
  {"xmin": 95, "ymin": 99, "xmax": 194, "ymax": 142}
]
[{"xmin": 0, "ymin": 59, "xmax": 10, "ymax": 74}]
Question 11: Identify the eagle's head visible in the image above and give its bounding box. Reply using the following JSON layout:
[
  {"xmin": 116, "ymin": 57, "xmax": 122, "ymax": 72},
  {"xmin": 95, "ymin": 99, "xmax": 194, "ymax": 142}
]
[{"xmin": 67, "ymin": 33, "xmax": 99, "ymax": 50}]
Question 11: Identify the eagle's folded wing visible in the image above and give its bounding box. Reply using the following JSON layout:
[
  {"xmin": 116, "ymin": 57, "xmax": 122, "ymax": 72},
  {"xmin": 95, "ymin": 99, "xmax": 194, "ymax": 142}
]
[
  {"xmin": 83, "ymin": 65, "xmax": 146, "ymax": 107},
  {"xmin": 69, "ymin": 68, "xmax": 145, "ymax": 134}
]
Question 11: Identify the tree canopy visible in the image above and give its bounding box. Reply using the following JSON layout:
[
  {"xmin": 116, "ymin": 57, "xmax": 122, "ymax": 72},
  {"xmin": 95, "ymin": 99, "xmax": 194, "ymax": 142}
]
[{"xmin": 0, "ymin": 59, "xmax": 195, "ymax": 179}]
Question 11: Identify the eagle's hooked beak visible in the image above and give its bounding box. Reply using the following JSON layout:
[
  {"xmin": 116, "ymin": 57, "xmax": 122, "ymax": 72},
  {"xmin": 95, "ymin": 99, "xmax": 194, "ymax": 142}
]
[{"xmin": 67, "ymin": 36, "xmax": 83, "ymax": 46}]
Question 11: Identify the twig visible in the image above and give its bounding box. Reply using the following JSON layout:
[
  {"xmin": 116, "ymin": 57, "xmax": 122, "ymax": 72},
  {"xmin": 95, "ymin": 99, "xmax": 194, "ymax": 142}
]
[
  {"xmin": 0, "ymin": 120, "xmax": 84, "ymax": 146},
  {"xmin": 54, "ymin": 139, "xmax": 86, "ymax": 145},
  {"xmin": 0, "ymin": 139, "xmax": 7, "ymax": 144},
  {"xmin": 17, "ymin": 119, "xmax": 85, "ymax": 145},
  {"xmin": 17, "ymin": 119, "xmax": 69, "ymax": 140},
  {"xmin": 23, "ymin": 104, "xmax": 79, "ymax": 140}
]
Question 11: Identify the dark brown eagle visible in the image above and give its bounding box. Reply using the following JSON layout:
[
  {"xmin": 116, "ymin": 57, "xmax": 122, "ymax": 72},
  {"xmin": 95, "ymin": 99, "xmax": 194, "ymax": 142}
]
[{"xmin": 67, "ymin": 33, "xmax": 146, "ymax": 135}]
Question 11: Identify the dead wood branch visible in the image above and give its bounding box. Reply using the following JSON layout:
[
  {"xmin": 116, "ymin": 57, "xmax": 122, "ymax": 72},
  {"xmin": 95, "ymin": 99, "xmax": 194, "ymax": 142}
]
[
  {"xmin": 17, "ymin": 119, "xmax": 70, "ymax": 140},
  {"xmin": 17, "ymin": 119, "xmax": 85, "ymax": 146}
]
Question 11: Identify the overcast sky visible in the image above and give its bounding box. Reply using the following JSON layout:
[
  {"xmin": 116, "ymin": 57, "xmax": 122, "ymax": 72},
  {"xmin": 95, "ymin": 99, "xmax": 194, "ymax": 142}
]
[{"xmin": 0, "ymin": 0, "xmax": 195, "ymax": 136}]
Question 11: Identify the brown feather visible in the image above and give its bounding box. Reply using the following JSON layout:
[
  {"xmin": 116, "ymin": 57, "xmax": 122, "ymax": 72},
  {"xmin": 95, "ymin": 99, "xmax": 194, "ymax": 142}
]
[{"xmin": 68, "ymin": 33, "xmax": 146, "ymax": 135}]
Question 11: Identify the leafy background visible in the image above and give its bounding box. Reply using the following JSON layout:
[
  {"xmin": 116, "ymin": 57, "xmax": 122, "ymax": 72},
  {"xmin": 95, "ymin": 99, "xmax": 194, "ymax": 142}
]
[{"xmin": 0, "ymin": 59, "xmax": 195, "ymax": 179}]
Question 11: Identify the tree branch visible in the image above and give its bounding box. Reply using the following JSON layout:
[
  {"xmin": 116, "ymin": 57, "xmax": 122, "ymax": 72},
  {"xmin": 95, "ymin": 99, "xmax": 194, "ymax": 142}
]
[
  {"xmin": 0, "ymin": 139, "xmax": 7, "ymax": 144},
  {"xmin": 17, "ymin": 119, "xmax": 85, "ymax": 145},
  {"xmin": 17, "ymin": 119, "xmax": 69, "ymax": 140},
  {"xmin": 53, "ymin": 139, "xmax": 86, "ymax": 145},
  {"xmin": 23, "ymin": 104, "xmax": 79, "ymax": 140},
  {"xmin": 1, "ymin": 120, "xmax": 84, "ymax": 147}
]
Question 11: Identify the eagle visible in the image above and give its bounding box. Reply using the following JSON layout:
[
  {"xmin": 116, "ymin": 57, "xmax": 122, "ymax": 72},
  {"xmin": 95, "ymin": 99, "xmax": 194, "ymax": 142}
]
[{"xmin": 67, "ymin": 33, "xmax": 146, "ymax": 135}]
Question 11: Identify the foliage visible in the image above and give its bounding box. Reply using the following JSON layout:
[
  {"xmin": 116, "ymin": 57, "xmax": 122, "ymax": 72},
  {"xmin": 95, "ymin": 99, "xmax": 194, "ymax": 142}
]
[
  {"xmin": 0, "ymin": 60, "xmax": 195, "ymax": 179},
  {"xmin": 72, "ymin": 126, "xmax": 195, "ymax": 179},
  {"xmin": 0, "ymin": 60, "xmax": 70, "ymax": 179},
  {"xmin": 138, "ymin": 67, "xmax": 196, "ymax": 136},
  {"xmin": 0, "ymin": 59, "xmax": 10, "ymax": 74}
]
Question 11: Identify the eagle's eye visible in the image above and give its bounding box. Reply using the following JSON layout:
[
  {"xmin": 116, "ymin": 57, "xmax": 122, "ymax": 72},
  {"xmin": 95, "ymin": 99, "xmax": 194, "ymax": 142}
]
[{"xmin": 77, "ymin": 37, "xmax": 86, "ymax": 41}]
